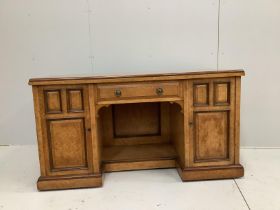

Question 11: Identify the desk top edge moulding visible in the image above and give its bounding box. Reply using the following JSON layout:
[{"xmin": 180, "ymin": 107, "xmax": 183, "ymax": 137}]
[{"xmin": 29, "ymin": 70, "xmax": 245, "ymax": 191}]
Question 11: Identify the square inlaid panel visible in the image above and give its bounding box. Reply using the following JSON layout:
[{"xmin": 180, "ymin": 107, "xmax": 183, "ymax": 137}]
[
  {"xmin": 193, "ymin": 83, "xmax": 209, "ymax": 106},
  {"xmin": 67, "ymin": 89, "xmax": 84, "ymax": 112},
  {"xmin": 44, "ymin": 90, "xmax": 62, "ymax": 114},
  {"xmin": 214, "ymin": 82, "xmax": 230, "ymax": 105}
]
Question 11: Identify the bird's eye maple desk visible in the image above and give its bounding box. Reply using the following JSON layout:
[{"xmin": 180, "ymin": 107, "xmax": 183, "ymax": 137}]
[{"xmin": 29, "ymin": 70, "xmax": 245, "ymax": 191}]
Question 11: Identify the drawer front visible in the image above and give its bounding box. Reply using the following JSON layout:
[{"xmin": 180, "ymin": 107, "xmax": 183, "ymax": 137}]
[{"xmin": 97, "ymin": 82, "xmax": 180, "ymax": 101}]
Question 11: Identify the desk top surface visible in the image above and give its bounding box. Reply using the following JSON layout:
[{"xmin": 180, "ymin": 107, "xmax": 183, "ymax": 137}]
[{"xmin": 29, "ymin": 70, "xmax": 245, "ymax": 86}]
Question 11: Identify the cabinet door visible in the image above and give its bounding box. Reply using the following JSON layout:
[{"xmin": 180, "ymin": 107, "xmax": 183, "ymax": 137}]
[
  {"xmin": 46, "ymin": 118, "xmax": 89, "ymax": 171},
  {"xmin": 189, "ymin": 78, "xmax": 235, "ymax": 167},
  {"xmin": 40, "ymin": 85, "xmax": 94, "ymax": 176}
]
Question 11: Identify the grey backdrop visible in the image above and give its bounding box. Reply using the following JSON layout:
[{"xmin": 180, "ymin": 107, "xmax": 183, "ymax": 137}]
[{"xmin": 0, "ymin": 0, "xmax": 279, "ymax": 147}]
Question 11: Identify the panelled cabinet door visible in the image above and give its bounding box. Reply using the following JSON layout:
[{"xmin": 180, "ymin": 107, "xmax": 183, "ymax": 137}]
[
  {"xmin": 47, "ymin": 118, "xmax": 89, "ymax": 172},
  {"xmin": 40, "ymin": 85, "xmax": 94, "ymax": 176},
  {"xmin": 189, "ymin": 78, "xmax": 236, "ymax": 167}
]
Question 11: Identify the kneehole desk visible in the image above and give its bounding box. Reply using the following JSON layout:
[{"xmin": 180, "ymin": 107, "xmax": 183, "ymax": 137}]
[{"xmin": 29, "ymin": 70, "xmax": 245, "ymax": 191}]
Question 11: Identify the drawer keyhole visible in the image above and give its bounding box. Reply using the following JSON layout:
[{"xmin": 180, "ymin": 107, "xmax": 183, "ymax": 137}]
[
  {"xmin": 156, "ymin": 88, "xmax": 164, "ymax": 96},
  {"xmin": 115, "ymin": 89, "xmax": 122, "ymax": 97}
]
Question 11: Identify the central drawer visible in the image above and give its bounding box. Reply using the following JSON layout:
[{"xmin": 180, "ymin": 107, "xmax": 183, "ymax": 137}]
[{"xmin": 97, "ymin": 81, "xmax": 181, "ymax": 101}]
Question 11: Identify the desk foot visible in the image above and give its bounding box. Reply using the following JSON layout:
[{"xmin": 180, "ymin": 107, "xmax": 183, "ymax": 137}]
[
  {"xmin": 37, "ymin": 174, "xmax": 103, "ymax": 191},
  {"xmin": 177, "ymin": 164, "xmax": 244, "ymax": 181}
]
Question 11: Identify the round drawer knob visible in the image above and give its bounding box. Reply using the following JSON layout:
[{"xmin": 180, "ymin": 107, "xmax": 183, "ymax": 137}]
[
  {"xmin": 115, "ymin": 89, "xmax": 122, "ymax": 97},
  {"xmin": 156, "ymin": 88, "xmax": 164, "ymax": 96}
]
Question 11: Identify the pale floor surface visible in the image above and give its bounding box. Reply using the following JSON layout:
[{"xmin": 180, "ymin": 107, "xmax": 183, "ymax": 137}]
[{"xmin": 0, "ymin": 146, "xmax": 279, "ymax": 210}]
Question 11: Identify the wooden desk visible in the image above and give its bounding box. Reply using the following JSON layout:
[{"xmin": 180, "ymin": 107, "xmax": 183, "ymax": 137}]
[{"xmin": 29, "ymin": 70, "xmax": 245, "ymax": 191}]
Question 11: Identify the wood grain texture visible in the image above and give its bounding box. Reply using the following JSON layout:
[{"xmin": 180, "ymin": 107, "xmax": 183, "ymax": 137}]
[
  {"xmin": 67, "ymin": 89, "xmax": 84, "ymax": 112},
  {"xmin": 99, "ymin": 103, "xmax": 170, "ymax": 146},
  {"xmin": 32, "ymin": 86, "xmax": 47, "ymax": 176},
  {"xmin": 44, "ymin": 90, "xmax": 62, "ymax": 113},
  {"xmin": 97, "ymin": 97, "xmax": 183, "ymax": 105},
  {"xmin": 38, "ymin": 85, "xmax": 95, "ymax": 177},
  {"xmin": 30, "ymin": 71, "xmax": 244, "ymax": 190},
  {"xmin": 104, "ymin": 160, "xmax": 176, "ymax": 172},
  {"xmin": 170, "ymin": 103, "xmax": 185, "ymax": 168},
  {"xmin": 29, "ymin": 70, "xmax": 245, "ymax": 85},
  {"xmin": 47, "ymin": 118, "xmax": 87, "ymax": 169},
  {"xmin": 214, "ymin": 82, "xmax": 230, "ymax": 105},
  {"xmin": 88, "ymin": 84, "xmax": 102, "ymax": 174},
  {"xmin": 194, "ymin": 112, "xmax": 229, "ymax": 161},
  {"xmin": 97, "ymin": 81, "xmax": 180, "ymax": 101},
  {"xmin": 177, "ymin": 164, "xmax": 244, "ymax": 181},
  {"xmin": 102, "ymin": 144, "xmax": 177, "ymax": 163},
  {"xmin": 37, "ymin": 174, "xmax": 102, "ymax": 191},
  {"xmin": 113, "ymin": 103, "xmax": 160, "ymax": 137},
  {"xmin": 193, "ymin": 83, "xmax": 209, "ymax": 106},
  {"xmin": 188, "ymin": 78, "xmax": 235, "ymax": 167},
  {"xmin": 234, "ymin": 77, "xmax": 241, "ymax": 164}
]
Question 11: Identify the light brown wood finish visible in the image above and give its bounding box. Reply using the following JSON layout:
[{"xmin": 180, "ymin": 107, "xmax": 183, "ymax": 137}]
[
  {"xmin": 37, "ymin": 174, "xmax": 102, "ymax": 191},
  {"xmin": 193, "ymin": 83, "xmax": 209, "ymax": 106},
  {"xmin": 67, "ymin": 89, "xmax": 84, "ymax": 112},
  {"xmin": 29, "ymin": 70, "xmax": 245, "ymax": 85},
  {"xmin": 97, "ymin": 81, "xmax": 181, "ymax": 101},
  {"xmin": 30, "ymin": 70, "xmax": 244, "ymax": 190},
  {"xmin": 88, "ymin": 84, "xmax": 102, "ymax": 174},
  {"xmin": 33, "ymin": 85, "xmax": 100, "ymax": 190},
  {"xmin": 170, "ymin": 103, "xmax": 185, "ymax": 167},
  {"xmin": 44, "ymin": 90, "xmax": 62, "ymax": 113},
  {"xmin": 113, "ymin": 103, "xmax": 161, "ymax": 137},
  {"xmin": 188, "ymin": 78, "xmax": 236, "ymax": 168},
  {"xmin": 104, "ymin": 160, "xmax": 176, "ymax": 172},
  {"xmin": 100, "ymin": 103, "xmax": 171, "ymax": 146},
  {"xmin": 194, "ymin": 111, "xmax": 229, "ymax": 161},
  {"xmin": 234, "ymin": 77, "xmax": 241, "ymax": 164},
  {"xmin": 177, "ymin": 164, "xmax": 244, "ymax": 181},
  {"xmin": 47, "ymin": 119, "xmax": 87, "ymax": 169},
  {"xmin": 102, "ymin": 144, "xmax": 176, "ymax": 163},
  {"xmin": 32, "ymin": 86, "xmax": 47, "ymax": 176}
]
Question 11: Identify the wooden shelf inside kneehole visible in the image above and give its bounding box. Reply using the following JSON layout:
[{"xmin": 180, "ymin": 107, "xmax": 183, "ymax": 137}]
[{"xmin": 102, "ymin": 144, "xmax": 177, "ymax": 163}]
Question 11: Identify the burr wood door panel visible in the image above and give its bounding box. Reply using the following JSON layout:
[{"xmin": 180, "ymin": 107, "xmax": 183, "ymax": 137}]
[
  {"xmin": 192, "ymin": 111, "xmax": 233, "ymax": 166},
  {"xmin": 47, "ymin": 118, "xmax": 87, "ymax": 170},
  {"xmin": 40, "ymin": 85, "xmax": 94, "ymax": 176},
  {"xmin": 189, "ymin": 78, "xmax": 235, "ymax": 167}
]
